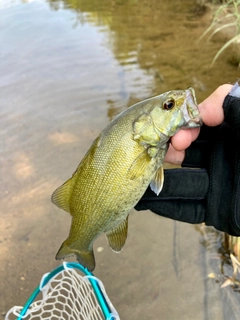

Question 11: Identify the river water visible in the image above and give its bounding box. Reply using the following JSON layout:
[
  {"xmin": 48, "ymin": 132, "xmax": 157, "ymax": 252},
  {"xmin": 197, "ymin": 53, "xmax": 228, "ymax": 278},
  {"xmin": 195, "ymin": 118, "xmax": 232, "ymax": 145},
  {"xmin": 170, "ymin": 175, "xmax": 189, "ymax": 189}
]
[{"xmin": 1, "ymin": 0, "xmax": 240, "ymax": 319}]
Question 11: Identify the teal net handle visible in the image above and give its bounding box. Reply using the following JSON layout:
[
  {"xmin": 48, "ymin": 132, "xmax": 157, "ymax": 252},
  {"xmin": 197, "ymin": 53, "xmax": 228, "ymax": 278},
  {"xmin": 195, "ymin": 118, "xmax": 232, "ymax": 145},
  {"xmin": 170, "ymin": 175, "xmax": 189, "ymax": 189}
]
[{"xmin": 16, "ymin": 262, "xmax": 116, "ymax": 320}]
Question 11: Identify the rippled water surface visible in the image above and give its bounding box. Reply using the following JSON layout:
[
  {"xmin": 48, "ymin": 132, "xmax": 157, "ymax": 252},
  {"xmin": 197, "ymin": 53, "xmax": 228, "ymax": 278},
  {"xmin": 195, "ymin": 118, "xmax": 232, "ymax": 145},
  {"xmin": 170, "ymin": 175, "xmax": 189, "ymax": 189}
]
[{"xmin": 1, "ymin": 0, "xmax": 240, "ymax": 319}]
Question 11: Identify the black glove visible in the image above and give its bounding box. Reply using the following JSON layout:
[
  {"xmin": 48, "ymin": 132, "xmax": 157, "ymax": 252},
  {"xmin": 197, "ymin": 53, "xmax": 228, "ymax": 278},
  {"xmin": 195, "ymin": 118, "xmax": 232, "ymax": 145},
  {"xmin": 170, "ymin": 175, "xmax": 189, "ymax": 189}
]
[{"xmin": 135, "ymin": 83, "xmax": 240, "ymax": 236}]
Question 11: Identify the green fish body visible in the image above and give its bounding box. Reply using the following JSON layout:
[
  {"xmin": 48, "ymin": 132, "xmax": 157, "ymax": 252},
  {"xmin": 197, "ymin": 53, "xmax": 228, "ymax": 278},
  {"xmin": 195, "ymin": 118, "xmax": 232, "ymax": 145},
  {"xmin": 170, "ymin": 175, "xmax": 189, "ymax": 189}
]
[{"xmin": 52, "ymin": 88, "xmax": 201, "ymax": 271}]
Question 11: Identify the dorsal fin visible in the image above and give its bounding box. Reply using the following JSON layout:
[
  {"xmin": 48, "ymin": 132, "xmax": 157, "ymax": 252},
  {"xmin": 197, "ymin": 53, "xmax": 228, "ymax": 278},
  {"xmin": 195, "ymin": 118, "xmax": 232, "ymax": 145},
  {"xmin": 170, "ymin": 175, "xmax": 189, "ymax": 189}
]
[{"xmin": 51, "ymin": 176, "xmax": 76, "ymax": 214}]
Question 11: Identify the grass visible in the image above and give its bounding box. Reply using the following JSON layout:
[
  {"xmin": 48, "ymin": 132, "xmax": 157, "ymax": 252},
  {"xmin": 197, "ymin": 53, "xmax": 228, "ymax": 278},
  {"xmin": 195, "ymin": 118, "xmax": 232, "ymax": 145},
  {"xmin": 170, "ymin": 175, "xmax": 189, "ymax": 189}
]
[
  {"xmin": 199, "ymin": 225, "xmax": 240, "ymax": 292},
  {"xmin": 224, "ymin": 233, "xmax": 240, "ymax": 260},
  {"xmin": 200, "ymin": 0, "xmax": 240, "ymax": 287},
  {"xmin": 200, "ymin": 0, "xmax": 240, "ymax": 65}
]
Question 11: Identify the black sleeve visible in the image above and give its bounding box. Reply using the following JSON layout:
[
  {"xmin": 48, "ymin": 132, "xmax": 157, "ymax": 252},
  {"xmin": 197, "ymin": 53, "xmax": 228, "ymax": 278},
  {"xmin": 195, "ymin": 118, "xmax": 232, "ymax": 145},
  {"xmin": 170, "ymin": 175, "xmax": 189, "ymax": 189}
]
[{"xmin": 223, "ymin": 83, "xmax": 240, "ymax": 137}]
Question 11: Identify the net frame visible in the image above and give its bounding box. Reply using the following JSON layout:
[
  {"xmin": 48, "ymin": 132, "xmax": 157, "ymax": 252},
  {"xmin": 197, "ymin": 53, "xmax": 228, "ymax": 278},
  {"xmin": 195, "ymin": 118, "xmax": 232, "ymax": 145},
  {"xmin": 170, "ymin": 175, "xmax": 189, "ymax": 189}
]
[{"xmin": 5, "ymin": 261, "xmax": 120, "ymax": 320}]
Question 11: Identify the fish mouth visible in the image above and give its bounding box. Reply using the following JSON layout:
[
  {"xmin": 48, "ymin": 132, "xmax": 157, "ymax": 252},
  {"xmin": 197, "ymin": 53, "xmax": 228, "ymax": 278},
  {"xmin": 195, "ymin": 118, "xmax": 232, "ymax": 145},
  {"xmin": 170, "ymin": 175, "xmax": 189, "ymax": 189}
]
[
  {"xmin": 183, "ymin": 87, "xmax": 202, "ymax": 128},
  {"xmin": 188, "ymin": 87, "xmax": 197, "ymax": 104}
]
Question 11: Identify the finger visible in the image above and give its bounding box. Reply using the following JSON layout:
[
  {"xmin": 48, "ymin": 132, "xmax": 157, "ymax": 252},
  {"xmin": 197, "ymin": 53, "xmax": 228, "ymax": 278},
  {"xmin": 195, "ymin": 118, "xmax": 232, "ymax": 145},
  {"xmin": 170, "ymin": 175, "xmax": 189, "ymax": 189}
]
[
  {"xmin": 165, "ymin": 84, "xmax": 233, "ymax": 164},
  {"xmin": 168, "ymin": 84, "xmax": 233, "ymax": 154},
  {"xmin": 170, "ymin": 127, "xmax": 200, "ymax": 151},
  {"xmin": 164, "ymin": 143, "xmax": 185, "ymax": 164},
  {"xmin": 165, "ymin": 128, "xmax": 200, "ymax": 164},
  {"xmin": 199, "ymin": 84, "xmax": 233, "ymax": 126}
]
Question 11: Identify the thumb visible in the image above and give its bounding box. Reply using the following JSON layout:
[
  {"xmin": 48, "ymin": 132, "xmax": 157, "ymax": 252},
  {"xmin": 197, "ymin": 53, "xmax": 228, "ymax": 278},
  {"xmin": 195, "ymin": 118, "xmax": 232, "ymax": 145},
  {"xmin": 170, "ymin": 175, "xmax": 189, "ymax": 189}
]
[
  {"xmin": 199, "ymin": 84, "xmax": 233, "ymax": 126},
  {"xmin": 169, "ymin": 84, "xmax": 233, "ymax": 155}
]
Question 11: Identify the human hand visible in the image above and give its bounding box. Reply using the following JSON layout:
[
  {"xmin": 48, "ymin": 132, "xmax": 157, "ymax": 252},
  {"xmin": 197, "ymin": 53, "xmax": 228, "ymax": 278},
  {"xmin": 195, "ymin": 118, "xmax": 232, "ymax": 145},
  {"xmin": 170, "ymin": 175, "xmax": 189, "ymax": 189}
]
[
  {"xmin": 136, "ymin": 82, "xmax": 240, "ymax": 236},
  {"xmin": 164, "ymin": 84, "xmax": 233, "ymax": 165}
]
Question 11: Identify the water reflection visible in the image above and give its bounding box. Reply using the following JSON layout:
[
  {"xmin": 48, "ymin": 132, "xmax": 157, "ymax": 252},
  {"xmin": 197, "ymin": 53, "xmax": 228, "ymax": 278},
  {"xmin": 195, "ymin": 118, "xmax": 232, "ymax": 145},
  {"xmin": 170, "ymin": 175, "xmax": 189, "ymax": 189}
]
[
  {"xmin": 46, "ymin": 0, "xmax": 238, "ymax": 104},
  {"xmin": 1, "ymin": 0, "xmax": 240, "ymax": 319}
]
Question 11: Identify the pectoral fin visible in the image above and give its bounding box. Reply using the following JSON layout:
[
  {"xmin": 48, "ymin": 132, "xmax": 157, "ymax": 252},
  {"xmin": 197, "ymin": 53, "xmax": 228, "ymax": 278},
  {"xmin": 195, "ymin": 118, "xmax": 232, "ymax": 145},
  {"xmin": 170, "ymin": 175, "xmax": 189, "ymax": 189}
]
[
  {"xmin": 106, "ymin": 216, "xmax": 129, "ymax": 252},
  {"xmin": 150, "ymin": 166, "xmax": 164, "ymax": 195},
  {"xmin": 127, "ymin": 151, "xmax": 151, "ymax": 180}
]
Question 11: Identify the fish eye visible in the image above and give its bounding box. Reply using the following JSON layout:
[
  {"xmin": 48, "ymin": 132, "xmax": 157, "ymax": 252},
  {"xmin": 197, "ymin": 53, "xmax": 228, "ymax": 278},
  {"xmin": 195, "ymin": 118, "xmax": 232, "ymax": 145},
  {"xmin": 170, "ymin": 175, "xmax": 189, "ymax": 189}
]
[{"xmin": 163, "ymin": 99, "xmax": 175, "ymax": 110}]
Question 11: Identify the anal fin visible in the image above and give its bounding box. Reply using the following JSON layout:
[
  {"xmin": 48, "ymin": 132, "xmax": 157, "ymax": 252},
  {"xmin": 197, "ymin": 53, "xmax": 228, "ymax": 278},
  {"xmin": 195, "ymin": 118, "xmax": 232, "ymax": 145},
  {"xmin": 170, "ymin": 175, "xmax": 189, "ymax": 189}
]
[{"xmin": 106, "ymin": 216, "xmax": 129, "ymax": 252}]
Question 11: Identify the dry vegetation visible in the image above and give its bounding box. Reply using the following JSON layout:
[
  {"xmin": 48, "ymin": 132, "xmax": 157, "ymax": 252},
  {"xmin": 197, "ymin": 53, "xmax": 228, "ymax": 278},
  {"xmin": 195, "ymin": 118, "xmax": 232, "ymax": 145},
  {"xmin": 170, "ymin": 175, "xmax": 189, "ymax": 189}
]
[{"xmin": 199, "ymin": 0, "xmax": 240, "ymax": 65}]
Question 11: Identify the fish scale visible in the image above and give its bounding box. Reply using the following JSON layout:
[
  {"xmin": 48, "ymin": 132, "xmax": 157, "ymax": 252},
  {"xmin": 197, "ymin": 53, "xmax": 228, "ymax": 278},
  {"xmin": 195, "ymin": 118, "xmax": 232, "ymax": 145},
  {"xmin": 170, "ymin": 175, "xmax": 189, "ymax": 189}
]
[{"xmin": 52, "ymin": 88, "xmax": 202, "ymax": 271}]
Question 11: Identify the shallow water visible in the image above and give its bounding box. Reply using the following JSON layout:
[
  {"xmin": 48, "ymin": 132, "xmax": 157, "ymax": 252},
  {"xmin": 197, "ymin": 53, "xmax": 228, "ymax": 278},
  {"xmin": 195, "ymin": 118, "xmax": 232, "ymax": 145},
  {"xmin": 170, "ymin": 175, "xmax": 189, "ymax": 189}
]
[{"xmin": 1, "ymin": 0, "xmax": 240, "ymax": 319}]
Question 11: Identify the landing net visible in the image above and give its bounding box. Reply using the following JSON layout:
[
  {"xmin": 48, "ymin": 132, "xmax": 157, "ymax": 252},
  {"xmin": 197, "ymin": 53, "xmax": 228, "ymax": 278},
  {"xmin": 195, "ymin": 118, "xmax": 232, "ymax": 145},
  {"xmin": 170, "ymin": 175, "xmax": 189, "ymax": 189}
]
[{"xmin": 5, "ymin": 262, "xmax": 120, "ymax": 320}]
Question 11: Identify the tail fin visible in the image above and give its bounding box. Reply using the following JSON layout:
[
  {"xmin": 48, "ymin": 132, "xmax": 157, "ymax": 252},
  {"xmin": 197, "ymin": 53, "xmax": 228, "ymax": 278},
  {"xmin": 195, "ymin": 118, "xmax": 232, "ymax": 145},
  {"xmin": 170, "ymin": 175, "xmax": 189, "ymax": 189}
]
[{"xmin": 56, "ymin": 241, "xmax": 96, "ymax": 271}]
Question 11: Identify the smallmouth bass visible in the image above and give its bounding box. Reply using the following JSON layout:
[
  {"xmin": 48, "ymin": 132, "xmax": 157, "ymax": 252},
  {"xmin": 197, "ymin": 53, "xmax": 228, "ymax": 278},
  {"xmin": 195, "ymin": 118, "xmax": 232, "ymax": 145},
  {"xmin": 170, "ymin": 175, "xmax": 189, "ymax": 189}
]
[{"xmin": 52, "ymin": 88, "xmax": 201, "ymax": 271}]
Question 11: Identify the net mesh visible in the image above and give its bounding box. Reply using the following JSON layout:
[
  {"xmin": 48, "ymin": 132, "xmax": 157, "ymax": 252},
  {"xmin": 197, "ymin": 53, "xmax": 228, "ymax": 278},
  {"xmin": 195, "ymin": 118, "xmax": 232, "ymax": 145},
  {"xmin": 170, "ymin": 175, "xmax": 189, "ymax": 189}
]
[{"xmin": 5, "ymin": 264, "xmax": 119, "ymax": 320}]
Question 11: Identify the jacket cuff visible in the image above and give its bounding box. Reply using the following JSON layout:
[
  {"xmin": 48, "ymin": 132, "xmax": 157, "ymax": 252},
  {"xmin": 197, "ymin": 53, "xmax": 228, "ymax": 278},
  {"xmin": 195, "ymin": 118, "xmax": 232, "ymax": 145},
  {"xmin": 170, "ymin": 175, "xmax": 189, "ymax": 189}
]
[{"xmin": 223, "ymin": 81, "xmax": 240, "ymax": 136}]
